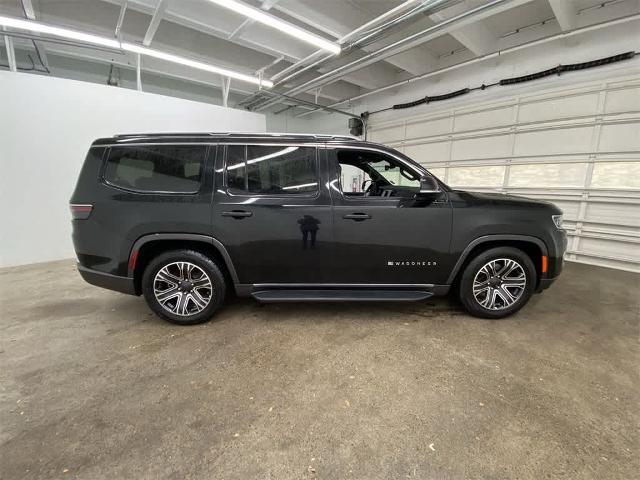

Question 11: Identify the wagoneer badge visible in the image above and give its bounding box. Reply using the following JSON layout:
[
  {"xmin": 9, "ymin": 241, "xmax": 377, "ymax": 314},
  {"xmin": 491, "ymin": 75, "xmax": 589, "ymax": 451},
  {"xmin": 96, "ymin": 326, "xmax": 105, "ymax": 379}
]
[{"xmin": 387, "ymin": 261, "xmax": 437, "ymax": 266}]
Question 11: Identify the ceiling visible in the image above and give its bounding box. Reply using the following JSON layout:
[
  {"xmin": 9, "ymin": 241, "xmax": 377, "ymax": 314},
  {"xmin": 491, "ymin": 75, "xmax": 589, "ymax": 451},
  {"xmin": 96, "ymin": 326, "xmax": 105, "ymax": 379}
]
[{"xmin": 0, "ymin": 0, "xmax": 638, "ymax": 114}]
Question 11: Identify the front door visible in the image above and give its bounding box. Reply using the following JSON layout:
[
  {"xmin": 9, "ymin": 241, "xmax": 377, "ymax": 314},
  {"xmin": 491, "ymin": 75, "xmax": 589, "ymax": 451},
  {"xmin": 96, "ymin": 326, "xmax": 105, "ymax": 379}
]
[
  {"xmin": 328, "ymin": 146, "xmax": 452, "ymax": 286},
  {"xmin": 211, "ymin": 143, "xmax": 333, "ymax": 285}
]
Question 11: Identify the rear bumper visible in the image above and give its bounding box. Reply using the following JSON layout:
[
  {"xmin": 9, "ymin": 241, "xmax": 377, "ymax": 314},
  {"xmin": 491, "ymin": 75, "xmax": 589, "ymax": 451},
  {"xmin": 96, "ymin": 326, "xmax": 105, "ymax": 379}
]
[{"xmin": 77, "ymin": 264, "xmax": 136, "ymax": 295}]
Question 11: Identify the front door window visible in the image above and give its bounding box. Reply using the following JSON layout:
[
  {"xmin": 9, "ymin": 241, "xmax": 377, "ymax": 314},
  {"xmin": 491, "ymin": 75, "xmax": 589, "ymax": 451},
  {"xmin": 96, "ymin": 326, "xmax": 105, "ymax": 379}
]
[{"xmin": 337, "ymin": 149, "xmax": 421, "ymax": 198}]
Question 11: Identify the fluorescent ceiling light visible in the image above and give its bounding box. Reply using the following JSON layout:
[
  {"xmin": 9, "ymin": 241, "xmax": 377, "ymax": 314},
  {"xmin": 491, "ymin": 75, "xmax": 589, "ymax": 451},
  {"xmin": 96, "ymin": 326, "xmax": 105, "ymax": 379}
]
[
  {"xmin": 206, "ymin": 0, "xmax": 341, "ymax": 54},
  {"xmin": 0, "ymin": 15, "xmax": 119, "ymax": 49},
  {"xmin": 121, "ymin": 43, "xmax": 273, "ymax": 88},
  {"xmin": 282, "ymin": 182, "xmax": 317, "ymax": 190},
  {"xmin": 227, "ymin": 146, "xmax": 299, "ymax": 170},
  {"xmin": 0, "ymin": 15, "xmax": 271, "ymax": 88}
]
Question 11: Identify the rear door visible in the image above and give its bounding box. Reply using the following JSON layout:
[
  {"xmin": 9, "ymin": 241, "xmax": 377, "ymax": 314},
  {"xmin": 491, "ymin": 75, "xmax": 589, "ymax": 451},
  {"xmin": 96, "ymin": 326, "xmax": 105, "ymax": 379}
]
[
  {"xmin": 328, "ymin": 146, "xmax": 453, "ymax": 285},
  {"xmin": 211, "ymin": 142, "xmax": 334, "ymax": 285}
]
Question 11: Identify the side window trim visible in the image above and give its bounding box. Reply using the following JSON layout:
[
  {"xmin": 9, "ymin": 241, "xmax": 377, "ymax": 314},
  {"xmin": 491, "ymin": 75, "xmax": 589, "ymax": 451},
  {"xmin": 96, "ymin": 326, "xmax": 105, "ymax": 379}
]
[
  {"xmin": 223, "ymin": 143, "xmax": 321, "ymax": 198},
  {"xmin": 100, "ymin": 145, "xmax": 208, "ymax": 195}
]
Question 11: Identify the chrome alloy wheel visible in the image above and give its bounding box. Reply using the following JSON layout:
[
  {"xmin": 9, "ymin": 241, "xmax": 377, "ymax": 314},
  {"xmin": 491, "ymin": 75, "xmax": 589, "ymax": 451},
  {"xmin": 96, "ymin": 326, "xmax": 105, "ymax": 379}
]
[
  {"xmin": 472, "ymin": 258, "xmax": 527, "ymax": 310},
  {"xmin": 153, "ymin": 262, "xmax": 213, "ymax": 316}
]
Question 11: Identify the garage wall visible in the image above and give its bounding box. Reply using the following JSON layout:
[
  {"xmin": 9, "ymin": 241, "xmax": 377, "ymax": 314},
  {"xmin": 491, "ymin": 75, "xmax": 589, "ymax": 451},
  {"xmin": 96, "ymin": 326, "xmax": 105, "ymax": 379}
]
[
  {"xmin": 0, "ymin": 71, "xmax": 266, "ymax": 268},
  {"xmin": 266, "ymin": 110, "xmax": 351, "ymax": 136},
  {"xmin": 367, "ymin": 72, "xmax": 640, "ymax": 273}
]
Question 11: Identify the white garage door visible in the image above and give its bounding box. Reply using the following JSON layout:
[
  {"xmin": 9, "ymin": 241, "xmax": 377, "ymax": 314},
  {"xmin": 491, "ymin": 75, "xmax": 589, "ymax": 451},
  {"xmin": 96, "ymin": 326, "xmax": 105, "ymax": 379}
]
[{"xmin": 367, "ymin": 73, "xmax": 640, "ymax": 273}]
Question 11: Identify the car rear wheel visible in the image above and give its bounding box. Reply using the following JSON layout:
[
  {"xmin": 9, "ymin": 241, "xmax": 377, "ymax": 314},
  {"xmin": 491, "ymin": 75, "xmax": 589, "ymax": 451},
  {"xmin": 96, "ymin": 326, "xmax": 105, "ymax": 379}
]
[
  {"xmin": 142, "ymin": 250, "xmax": 226, "ymax": 325},
  {"xmin": 458, "ymin": 247, "xmax": 536, "ymax": 319}
]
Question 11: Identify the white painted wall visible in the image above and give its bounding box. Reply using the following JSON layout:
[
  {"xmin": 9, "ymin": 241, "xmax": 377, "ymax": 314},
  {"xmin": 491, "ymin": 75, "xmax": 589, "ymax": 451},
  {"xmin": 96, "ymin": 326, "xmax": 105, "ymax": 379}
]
[
  {"xmin": 0, "ymin": 72, "xmax": 265, "ymax": 267},
  {"xmin": 266, "ymin": 110, "xmax": 351, "ymax": 136}
]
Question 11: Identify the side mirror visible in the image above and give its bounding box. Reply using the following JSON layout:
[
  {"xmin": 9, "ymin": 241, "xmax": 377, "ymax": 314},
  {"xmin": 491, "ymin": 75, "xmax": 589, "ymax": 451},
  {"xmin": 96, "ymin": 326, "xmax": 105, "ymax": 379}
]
[{"xmin": 418, "ymin": 176, "xmax": 440, "ymax": 195}]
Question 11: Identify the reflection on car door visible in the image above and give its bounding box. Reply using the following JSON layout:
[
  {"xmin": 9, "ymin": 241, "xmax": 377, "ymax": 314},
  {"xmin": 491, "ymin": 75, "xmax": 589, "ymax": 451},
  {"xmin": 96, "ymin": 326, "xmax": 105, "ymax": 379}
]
[{"xmin": 211, "ymin": 143, "xmax": 334, "ymax": 285}]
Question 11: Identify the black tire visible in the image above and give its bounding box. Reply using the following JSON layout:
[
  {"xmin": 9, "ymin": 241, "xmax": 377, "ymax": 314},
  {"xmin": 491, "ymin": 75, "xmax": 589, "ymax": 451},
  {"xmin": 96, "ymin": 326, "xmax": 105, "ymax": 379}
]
[
  {"xmin": 458, "ymin": 247, "xmax": 536, "ymax": 319},
  {"xmin": 142, "ymin": 249, "xmax": 226, "ymax": 325}
]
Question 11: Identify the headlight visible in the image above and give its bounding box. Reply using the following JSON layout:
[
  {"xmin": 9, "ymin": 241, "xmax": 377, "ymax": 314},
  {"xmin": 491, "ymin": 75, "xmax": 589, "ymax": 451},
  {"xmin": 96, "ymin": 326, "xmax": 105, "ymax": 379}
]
[{"xmin": 552, "ymin": 214, "xmax": 564, "ymax": 230}]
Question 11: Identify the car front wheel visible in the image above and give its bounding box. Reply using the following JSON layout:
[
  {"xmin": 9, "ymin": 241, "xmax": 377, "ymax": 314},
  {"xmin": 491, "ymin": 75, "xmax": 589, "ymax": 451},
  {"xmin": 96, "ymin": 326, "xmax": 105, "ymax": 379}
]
[
  {"xmin": 458, "ymin": 247, "xmax": 536, "ymax": 319},
  {"xmin": 142, "ymin": 250, "xmax": 226, "ymax": 325}
]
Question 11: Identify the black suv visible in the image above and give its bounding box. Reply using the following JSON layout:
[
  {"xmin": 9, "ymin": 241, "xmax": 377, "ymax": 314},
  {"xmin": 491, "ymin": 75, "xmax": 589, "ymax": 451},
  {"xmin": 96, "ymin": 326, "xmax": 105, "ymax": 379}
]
[{"xmin": 71, "ymin": 133, "xmax": 566, "ymax": 324}]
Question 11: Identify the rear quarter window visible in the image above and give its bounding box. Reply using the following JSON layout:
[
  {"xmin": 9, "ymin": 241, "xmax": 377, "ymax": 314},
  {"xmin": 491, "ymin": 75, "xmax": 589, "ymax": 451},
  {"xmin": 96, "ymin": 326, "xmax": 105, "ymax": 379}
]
[{"xmin": 103, "ymin": 145, "xmax": 206, "ymax": 193}]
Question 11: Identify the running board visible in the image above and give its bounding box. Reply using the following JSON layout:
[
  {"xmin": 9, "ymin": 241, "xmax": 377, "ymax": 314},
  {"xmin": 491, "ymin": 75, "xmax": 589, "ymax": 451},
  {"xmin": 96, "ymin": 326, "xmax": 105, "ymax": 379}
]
[{"xmin": 251, "ymin": 289, "xmax": 433, "ymax": 303}]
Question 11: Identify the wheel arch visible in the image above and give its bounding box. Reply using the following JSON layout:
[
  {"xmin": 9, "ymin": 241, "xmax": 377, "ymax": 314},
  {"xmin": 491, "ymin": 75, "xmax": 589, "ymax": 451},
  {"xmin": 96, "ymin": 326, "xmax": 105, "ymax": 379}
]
[
  {"xmin": 129, "ymin": 234, "xmax": 239, "ymax": 295},
  {"xmin": 447, "ymin": 235, "xmax": 548, "ymax": 287}
]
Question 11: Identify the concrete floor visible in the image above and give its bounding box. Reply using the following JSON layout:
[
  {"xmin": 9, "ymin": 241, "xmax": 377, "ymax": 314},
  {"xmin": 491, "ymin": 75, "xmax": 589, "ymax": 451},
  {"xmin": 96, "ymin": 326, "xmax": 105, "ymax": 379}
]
[{"xmin": 0, "ymin": 261, "xmax": 638, "ymax": 480}]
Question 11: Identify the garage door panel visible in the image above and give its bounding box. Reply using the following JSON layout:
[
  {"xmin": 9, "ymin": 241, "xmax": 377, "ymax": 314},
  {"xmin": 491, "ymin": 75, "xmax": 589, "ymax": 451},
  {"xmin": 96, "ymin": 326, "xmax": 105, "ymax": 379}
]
[
  {"xmin": 519, "ymin": 92, "xmax": 599, "ymax": 123},
  {"xmin": 599, "ymin": 123, "xmax": 640, "ymax": 152},
  {"xmin": 604, "ymin": 86, "xmax": 640, "ymax": 113},
  {"xmin": 369, "ymin": 125, "xmax": 404, "ymax": 143},
  {"xmin": 584, "ymin": 202, "xmax": 640, "ymax": 227},
  {"xmin": 508, "ymin": 162, "xmax": 588, "ymax": 187},
  {"xmin": 579, "ymin": 237, "xmax": 640, "ymax": 262},
  {"xmin": 583, "ymin": 223, "xmax": 640, "ymax": 238},
  {"xmin": 406, "ymin": 117, "xmax": 450, "ymax": 139},
  {"xmin": 514, "ymin": 126, "xmax": 593, "ymax": 156},
  {"xmin": 427, "ymin": 167, "xmax": 447, "ymax": 180},
  {"xmin": 549, "ymin": 200, "xmax": 580, "ymax": 219},
  {"xmin": 451, "ymin": 135, "xmax": 511, "ymax": 160},
  {"xmin": 591, "ymin": 161, "xmax": 640, "ymax": 189},
  {"xmin": 448, "ymin": 166, "xmax": 505, "ymax": 187},
  {"xmin": 404, "ymin": 142, "xmax": 450, "ymax": 163},
  {"xmin": 454, "ymin": 106, "xmax": 514, "ymax": 132},
  {"xmin": 367, "ymin": 74, "xmax": 640, "ymax": 272}
]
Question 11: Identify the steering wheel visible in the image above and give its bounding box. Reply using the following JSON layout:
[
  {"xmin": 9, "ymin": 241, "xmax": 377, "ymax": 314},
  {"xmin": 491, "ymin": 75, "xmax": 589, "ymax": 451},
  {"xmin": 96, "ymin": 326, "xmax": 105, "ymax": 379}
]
[{"xmin": 362, "ymin": 179, "xmax": 374, "ymax": 195}]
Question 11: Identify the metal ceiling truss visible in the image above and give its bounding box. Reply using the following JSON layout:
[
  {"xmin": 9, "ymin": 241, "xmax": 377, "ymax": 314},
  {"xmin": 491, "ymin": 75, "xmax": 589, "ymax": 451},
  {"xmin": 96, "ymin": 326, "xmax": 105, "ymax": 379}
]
[
  {"xmin": 249, "ymin": 0, "xmax": 636, "ymax": 115},
  {"xmin": 246, "ymin": 0, "xmax": 536, "ymax": 113},
  {"xmin": 295, "ymin": 12, "xmax": 640, "ymax": 118},
  {"xmin": 240, "ymin": 0, "xmax": 460, "ymax": 110}
]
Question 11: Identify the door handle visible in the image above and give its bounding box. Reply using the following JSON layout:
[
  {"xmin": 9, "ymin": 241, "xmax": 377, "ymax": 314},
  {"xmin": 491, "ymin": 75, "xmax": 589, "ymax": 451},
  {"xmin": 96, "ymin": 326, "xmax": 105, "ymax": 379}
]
[
  {"xmin": 221, "ymin": 210, "xmax": 253, "ymax": 219},
  {"xmin": 343, "ymin": 213, "xmax": 371, "ymax": 221}
]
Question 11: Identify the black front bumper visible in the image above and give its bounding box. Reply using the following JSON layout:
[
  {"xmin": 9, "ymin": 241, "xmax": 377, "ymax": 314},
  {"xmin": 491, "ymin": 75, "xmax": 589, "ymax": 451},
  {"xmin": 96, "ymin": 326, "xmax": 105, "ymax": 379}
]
[
  {"xmin": 537, "ymin": 276, "xmax": 559, "ymax": 292},
  {"xmin": 77, "ymin": 264, "xmax": 136, "ymax": 295}
]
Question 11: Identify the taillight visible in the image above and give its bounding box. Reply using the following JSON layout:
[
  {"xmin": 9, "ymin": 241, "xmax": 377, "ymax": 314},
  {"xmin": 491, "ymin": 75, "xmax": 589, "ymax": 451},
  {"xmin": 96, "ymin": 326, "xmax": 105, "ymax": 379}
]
[{"xmin": 70, "ymin": 204, "xmax": 93, "ymax": 220}]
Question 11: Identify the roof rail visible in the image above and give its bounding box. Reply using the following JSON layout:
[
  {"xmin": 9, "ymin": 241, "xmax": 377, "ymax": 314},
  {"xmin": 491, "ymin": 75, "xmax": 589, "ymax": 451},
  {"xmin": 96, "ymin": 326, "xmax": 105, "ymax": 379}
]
[{"xmin": 113, "ymin": 132, "xmax": 361, "ymax": 141}]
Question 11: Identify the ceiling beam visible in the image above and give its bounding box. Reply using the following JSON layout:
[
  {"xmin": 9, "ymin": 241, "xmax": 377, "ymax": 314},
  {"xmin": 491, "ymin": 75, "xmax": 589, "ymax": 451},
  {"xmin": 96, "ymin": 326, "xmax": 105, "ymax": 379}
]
[
  {"xmin": 114, "ymin": 1, "xmax": 127, "ymax": 38},
  {"xmin": 228, "ymin": 0, "xmax": 281, "ymax": 40},
  {"xmin": 11, "ymin": 41, "xmax": 257, "ymax": 97},
  {"xmin": 384, "ymin": 48, "xmax": 438, "ymax": 77},
  {"xmin": 272, "ymin": 0, "xmax": 415, "ymax": 79},
  {"xmin": 98, "ymin": 0, "xmax": 396, "ymax": 92},
  {"xmin": 100, "ymin": 0, "xmax": 309, "ymax": 66},
  {"xmin": 446, "ymin": 22, "xmax": 498, "ymax": 56},
  {"xmin": 8, "ymin": 37, "xmax": 352, "ymax": 109},
  {"xmin": 298, "ymin": 11, "xmax": 640, "ymax": 117},
  {"xmin": 548, "ymin": 0, "xmax": 577, "ymax": 31},
  {"xmin": 143, "ymin": 0, "xmax": 168, "ymax": 46},
  {"xmin": 272, "ymin": 2, "xmax": 347, "ymax": 40},
  {"xmin": 350, "ymin": 16, "xmax": 443, "ymax": 78},
  {"xmin": 253, "ymin": 0, "xmax": 535, "ymax": 112},
  {"xmin": 20, "ymin": 0, "xmax": 49, "ymax": 70},
  {"xmin": 2, "ymin": 29, "xmax": 17, "ymax": 71},
  {"xmin": 429, "ymin": 4, "xmax": 498, "ymax": 56},
  {"xmin": 221, "ymin": 76, "xmax": 230, "ymax": 107}
]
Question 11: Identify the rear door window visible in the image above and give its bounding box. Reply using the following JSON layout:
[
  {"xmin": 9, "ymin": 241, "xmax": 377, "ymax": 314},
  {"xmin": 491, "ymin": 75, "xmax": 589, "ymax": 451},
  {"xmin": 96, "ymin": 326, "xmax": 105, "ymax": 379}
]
[
  {"xmin": 103, "ymin": 145, "xmax": 206, "ymax": 193},
  {"xmin": 225, "ymin": 145, "xmax": 318, "ymax": 195}
]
